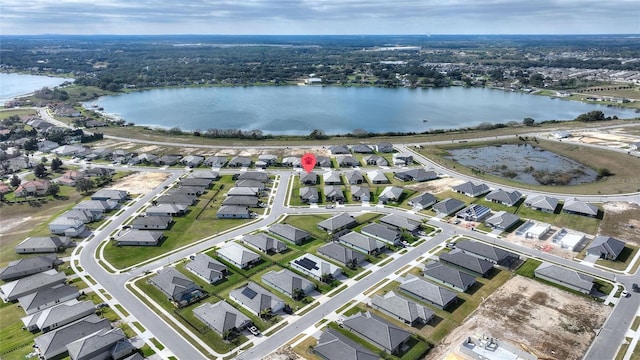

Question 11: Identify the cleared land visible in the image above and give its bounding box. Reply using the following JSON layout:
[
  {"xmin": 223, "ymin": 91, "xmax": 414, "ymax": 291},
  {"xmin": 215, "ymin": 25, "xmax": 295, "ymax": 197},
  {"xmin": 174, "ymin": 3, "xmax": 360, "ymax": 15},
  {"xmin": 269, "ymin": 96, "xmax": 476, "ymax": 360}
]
[
  {"xmin": 600, "ymin": 202, "xmax": 640, "ymax": 245},
  {"xmin": 108, "ymin": 171, "xmax": 170, "ymax": 194}
]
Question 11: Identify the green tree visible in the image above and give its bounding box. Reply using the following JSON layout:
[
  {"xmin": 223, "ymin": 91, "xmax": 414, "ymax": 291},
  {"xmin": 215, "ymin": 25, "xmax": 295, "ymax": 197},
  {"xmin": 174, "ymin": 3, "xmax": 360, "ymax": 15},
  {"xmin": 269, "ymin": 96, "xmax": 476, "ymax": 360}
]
[
  {"xmin": 523, "ymin": 117, "xmax": 535, "ymax": 126},
  {"xmin": 308, "ymin": 129, "xmax": 329, "ymax": 140},
  {"xmin": 46, "ymin": 183, "xmax": 61, "ymax": 197},
  {"xmin": 51, "ymin": 157, "xmax": 63, "ymax": 171},
  {"xmin": 41, "ymin": 156, "xmax": 48, "ymax": 164},
  {"xmin": 10, "ymin": 174, "xmax": 21, "ymax": 187},
  {"xmin": 76, "ymin": 178, "xmax": 95, "ymax": 194},
  {"xmin": 34, "ymin": 163, "xmax": 47, "ymax": 178}
]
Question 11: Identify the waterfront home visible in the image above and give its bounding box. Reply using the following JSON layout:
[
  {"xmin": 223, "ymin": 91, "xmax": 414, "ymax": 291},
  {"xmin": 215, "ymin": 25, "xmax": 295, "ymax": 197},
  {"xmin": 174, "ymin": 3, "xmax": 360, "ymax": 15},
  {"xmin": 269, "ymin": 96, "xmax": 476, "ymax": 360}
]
[
  {"xmin": 563, "ymin": 197, "xmax": 599, "ymax": 217},
  {"xmin": 523, "ymin": 195, "xmax": 559, "ymax": 213},
  {"xmin": 452, "ymin": 181, "xmax": 490, "ymax": 197}
]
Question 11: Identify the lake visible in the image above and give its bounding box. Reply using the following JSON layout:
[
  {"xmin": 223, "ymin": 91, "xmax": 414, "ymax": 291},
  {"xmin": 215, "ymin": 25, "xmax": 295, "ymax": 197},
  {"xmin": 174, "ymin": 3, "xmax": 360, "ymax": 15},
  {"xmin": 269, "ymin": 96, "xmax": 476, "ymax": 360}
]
[
  {"xmin": 87, "ymin": 86, "xmax": 637, "ymax": 135},
  {"xmin": 0, "ymin": 73, "xmax": 73, "ymax": 103}
]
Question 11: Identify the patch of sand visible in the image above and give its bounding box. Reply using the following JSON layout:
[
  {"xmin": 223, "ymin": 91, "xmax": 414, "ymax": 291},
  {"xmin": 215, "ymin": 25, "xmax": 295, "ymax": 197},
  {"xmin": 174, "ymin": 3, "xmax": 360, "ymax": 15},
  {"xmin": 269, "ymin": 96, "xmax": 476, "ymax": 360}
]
[
  {"xmin": 137, "ymin": 145, "xmax": 160, "ymax": 153},
  {"xmin": 406, "ymin": 177, "xmax": 466, "ymax": 194},
  {"xmin": 110, "ymin": 172, "xmax": 170, "ymax": 194},
  {"xmin": 0, "ymin": 215, "xmax": 49, "ymax": 239},
  {"xmin": 600, "ymin": 202, "xmax": 640, "ymax": 244},
  {"xmin": 432, "ymin": 276, "xmax": 611, "ymax": 360}
]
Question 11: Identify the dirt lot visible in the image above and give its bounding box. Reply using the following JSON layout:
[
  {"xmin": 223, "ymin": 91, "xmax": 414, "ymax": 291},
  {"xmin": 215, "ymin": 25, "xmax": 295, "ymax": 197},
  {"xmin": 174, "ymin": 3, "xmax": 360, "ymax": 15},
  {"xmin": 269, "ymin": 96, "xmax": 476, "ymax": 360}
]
[
  {"xmin": 600, "ymin": 202, "xmax": 640, "ymax": 245},
  {"xmin": 432, "ymin": 276, "xmax": 611, "ymax": 360},
  {"xmin": 565, "ymin": 129, "xmax": 640, "ymax": 149},
  {"xmin": 502, "ymin": 226, "xmax": 580, "ymax": 260},
  {"xmin": 109, "ymin": 172, "xmax": 170, "ymax": 195},
  {"xmin": 406, "ymin": 177, "xmax": 466, "ymax": 194}
]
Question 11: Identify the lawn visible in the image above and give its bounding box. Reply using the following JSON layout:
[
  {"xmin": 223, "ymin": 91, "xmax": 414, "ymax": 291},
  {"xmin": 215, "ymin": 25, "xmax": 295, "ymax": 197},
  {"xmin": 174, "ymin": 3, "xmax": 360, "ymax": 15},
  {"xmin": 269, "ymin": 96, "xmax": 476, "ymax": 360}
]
[
  {"xmin": 0, "ymin": 303, "xmax": 37, "ymax": 360},
  {"xmin": 595, "ymin": 245, "xmax": 638, "ymax": 271},
  {"xmin": 282, "ymin": 214, "xmax": 331, "ymax": 241}
]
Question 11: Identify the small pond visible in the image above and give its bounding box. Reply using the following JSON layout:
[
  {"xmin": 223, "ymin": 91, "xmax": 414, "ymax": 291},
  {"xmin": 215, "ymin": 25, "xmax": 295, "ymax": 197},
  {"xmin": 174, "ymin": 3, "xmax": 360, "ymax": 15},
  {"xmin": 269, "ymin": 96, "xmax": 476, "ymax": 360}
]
[{"xmin": 444, "ymin": 143, "xmax": 598, "ymax": 185}]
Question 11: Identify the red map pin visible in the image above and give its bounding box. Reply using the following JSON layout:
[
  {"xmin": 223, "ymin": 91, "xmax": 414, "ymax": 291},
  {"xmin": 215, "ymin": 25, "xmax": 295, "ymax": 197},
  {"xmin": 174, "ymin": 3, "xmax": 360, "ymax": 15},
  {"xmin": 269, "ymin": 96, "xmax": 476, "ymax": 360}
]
[{"xmin": 301, "ymin": 153, "xmax": 316, "ymax": 173}]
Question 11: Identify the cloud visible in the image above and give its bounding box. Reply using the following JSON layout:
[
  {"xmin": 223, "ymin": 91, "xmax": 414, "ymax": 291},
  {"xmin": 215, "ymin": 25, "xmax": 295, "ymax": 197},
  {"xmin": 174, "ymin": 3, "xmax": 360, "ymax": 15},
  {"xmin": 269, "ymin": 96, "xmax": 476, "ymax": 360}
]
[{"xmin": 1, "ymin": 0, "xmax": 638, "ymax": 34}]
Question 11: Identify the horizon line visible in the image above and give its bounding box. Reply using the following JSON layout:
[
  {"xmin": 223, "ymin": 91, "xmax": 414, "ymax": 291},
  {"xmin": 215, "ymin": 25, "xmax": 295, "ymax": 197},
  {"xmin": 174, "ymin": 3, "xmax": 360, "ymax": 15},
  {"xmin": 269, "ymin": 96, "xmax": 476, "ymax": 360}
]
[{"xmin": 1, "ymin": 33, "xmax": 638, "ymax": 37}]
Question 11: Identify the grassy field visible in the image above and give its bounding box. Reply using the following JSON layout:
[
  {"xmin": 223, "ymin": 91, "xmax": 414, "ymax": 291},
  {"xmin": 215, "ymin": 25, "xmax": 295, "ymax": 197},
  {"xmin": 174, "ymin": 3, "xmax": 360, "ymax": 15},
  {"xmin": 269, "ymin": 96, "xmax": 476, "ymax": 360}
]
[{"xmin": 0, "ymin": 108, "xmax": 37, "ymax": 119}]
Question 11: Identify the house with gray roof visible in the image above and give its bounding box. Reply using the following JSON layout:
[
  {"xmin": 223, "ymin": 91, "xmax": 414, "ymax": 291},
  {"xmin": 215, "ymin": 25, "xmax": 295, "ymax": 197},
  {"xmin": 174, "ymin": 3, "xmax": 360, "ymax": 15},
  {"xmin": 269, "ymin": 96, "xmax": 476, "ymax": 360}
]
[
  {"xmin": 60, "ymin": 209, "xmax": 99, "ymax": 224},
  {"xmin": 299, "ymin": 186, "xmax": 320, "ymax": 204},
  {"xmin": 324, "ymin": 185, "xmax": 345, "ymax": 203},
  {"xmin": 73, "ymin": 200, "xmax": 118, "ymax": 215},
  {"xmin": 170, "ymin": 185, "xmax": 207, "ymax": 196},
  {"xmin": 146, "ymin": 203, "xmax": 187, "ymax": 217},
  {"xmin": 433, "ymin": 198, "xmax": 466, "ymax": 216},
  {"xmin": 586, "ymin": 236, "xmax": 626, "ymax": 260},
  {"xmin": 216, "ymin": 243, "xmax": 261, "ymax": 269},
  {"xmin": 361, "ymin": 223, "xmax": 401, "ymax": 246},
  {"xmin": 439, "ymin": 249, "xmax": 494, "ymax": 277},
  {"xmin": 399, "ymin": 274, "xmax": 458, "ymax": 309},
  {"xmin": 156, "ymin": 193, "xmax": 197, "ymax": 206},
  {"xmin": 375, "ymin": 143, "xmax": 394, "ymax": 153},
  {"xmin": 34, "ymin": 315, "xmax": 111, "ymax": 360},
  {"xmin": 392, "ymin": 153, "xmax": 413, "ymax": 166},
  {"xmin": 454, "ymin": 240, "xmax": 518, "ymax": 266},
  {"xmin": 563, "ymin": 198, "xmax": 599, "ymax": 217},
  {"xmin": 222, "ymin": 195, "xmax": 260, "ymax": 207},
  {"xmin": 18, "ymin": 284, "xmax": 79, "ymax": 315},
  {"xmin": 237, "ymin": 171, "xmax": 269, "ymax": 182},
  {"xmin": 204, "ymin": 156, "xmax": 228, "ymax": 167},
  {"xmin": 262, "ymin": 268, "xmax": 315, "ymax": 299},
  {"xmin": 281, "ymin": 156, "xmax": 301, "ymax": 167},
  {"xmin": 216, "ymin": 205, "xmax": 251, "ymax": 219},
  {"xmin": 350, "ymin": 185, "xmax": 371, "ymax": 202},
  {"xmin": 524, "ymin": 195, "xmax": 559, "ymax": 213},
  {"xmin": 180, "ymin": 178, "xmax": 213, "ymax": 188},
  {"xmin": 15, "ymin": 236, "xmax": 72, "ymax": 254},
  {"xmin": 366, "ymin": 170, "xmax": 389, "ymax": 184},
  {"xmin": 148, "ymin": 267, "xmax": 206, "ymax": 307},
  {"xmin": 329, "ymin": 145, "xmax": 350, "ymax": 154},
  {"xmin": 378, "ymin": 186, "xmax": 404, "ymax": 203},
  {"xmin": 1, "ymin": 270, "xmax": 66, "ymax": 302},
  {"xmin": 371, "ymin": 291, "xmax": 435, "ymax": 326},
  {"xmin": 131, "ymin": 216, "xmax": 173, "ymax": 230},
  {"xmin": 227, "ymin": 187, "xmax": 261, "ymax": 196},
  {"xmin": 300, "ymin": 172, "xmax": 318, "ymax": 185},
  {"xmin": 229, "ymin": 282, "xmax": 285, "ymax": 316},
  {"xmin": 394, "ymin": 168, "xmax": 438, "ymax": 182},
  {"xmin": 116, "ymin": 230, "xmax": 164, "ymax": 246},
  {"xmin": 534, "ymin": 262, "xmax": 594, "ymax": 294},
  {"xmin": 456, "ymin": 204, "xmax": 492, "ymax": 222},
  {"xmin": 243, "ymin": 233, "xmax": 287, "ymax": 254},
  {"xmin": 344, "ymin": 170, "xmax": 364, "ymax": 185},
  {"xmin": 314, "ymin": 329, "xmax": 379, "ymax": 360},
  {"xmin": 181, "ymin": 155, "xmax": 205, "ymax": 167},
  {"xmin": 193, "ymin": 300, "xmax": 251, "ymax": 337},
  {"xmin": 342, "ymin": 311, "xmax": 412, "ymax": 354},
  {"xmin": 408, "ymin": 192, "xmax": 437, "ymax": 211},
  {"xmin": 380, "ymin": 214, "xmax": 421, "ymax": 232},
  {"xmin": 156, "ymin": 154, "xmax": 182, "ymax": 166},
  {"xmin": 337, "ymin": 155, "xmax": 360, "ymax": 167},
  {"xmin": 323, "ymin": 171, "xmax": 343, "ymax": 185},
  {"xmin": 485, "ymin": 189, "xmax": 522, "ymax": 206},
  {"xmin": 91, "ymin": 189, "xmax": 128, "ymax": 202},
  {"xmin": 485, "ymin": 211, "xmax": 520, "ymax": 231},
  {"xmin": 316, "ymin": 155, "xmax": 332, "ymax": 168},
  {"xmin": 351, "ymin": 144, "xmax": 374, "ymax": 154},
  {"xmin": 452, "ymin": 181, "xmax": 490, "ymax": 197},
  {"xmin": 339, "ymin": 231, "xmax": 386, "ymax": 255},
  {"xmin": 186, "ymin": 253, "xmax": 227, "ymax": 284},
  {"xmin": 290, "ymin": 254, "xmax": 342, "ymax": 281},
  {"xmin": 0, "ymin": 255, "xmax": 59, "ymax": 281},
  {"xmin": 48, "ymin": 217, "xmax": 86, "ymax": 237},
  {"xmin": 22, "ymin": 300, "xmax": 94, "ymax": 333},
  {"xmin": 317, "ymin": 243, "xmax": 365, "ymax": 267},
  {"xmin": 363, "ymin": 154, "xmax": 388, "ymax": 167},
  {"xmin": 317, "ymin": 212, "xmax": 357, "ymax": 233},
  {"xmin": 268, "ymin": 223, "xmax": 311, "ymax": 245},
  {"xmin": 189, "ymin": 170, "xmax": 220, "ymax": 180},
  {"xmin": 423, "ymin": 262, "xmax": 476, "ymax": 292},
  {"xmin": 66, "ymin": 327, "xmax": 134, "ymax": 360}
]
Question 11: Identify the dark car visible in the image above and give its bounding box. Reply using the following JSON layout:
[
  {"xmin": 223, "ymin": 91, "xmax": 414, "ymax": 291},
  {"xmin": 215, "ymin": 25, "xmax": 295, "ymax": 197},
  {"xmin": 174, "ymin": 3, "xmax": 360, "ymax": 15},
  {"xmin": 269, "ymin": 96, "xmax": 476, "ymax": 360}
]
[{"xmin": 633, "ymin": 283, "xmax": 640, "ymax": 293}]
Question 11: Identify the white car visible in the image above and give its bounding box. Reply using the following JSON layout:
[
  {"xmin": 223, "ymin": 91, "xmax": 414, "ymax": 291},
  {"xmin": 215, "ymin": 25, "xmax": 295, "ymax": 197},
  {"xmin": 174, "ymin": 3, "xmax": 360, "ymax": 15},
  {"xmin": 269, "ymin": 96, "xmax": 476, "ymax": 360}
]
[
  {"xmin": 621, "ymin": 290, "xmax": 630, "ymax": 298},
  {"xmin": 248, "ymin": 326, "xmax": 260, "ymax": 336}
]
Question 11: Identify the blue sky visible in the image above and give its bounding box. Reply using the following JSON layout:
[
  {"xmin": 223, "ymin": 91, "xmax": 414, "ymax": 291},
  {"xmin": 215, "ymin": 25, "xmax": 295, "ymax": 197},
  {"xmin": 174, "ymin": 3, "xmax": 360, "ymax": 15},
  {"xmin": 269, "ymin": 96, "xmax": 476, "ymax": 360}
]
[{"xmin": 1, "ymin": 0, "xmax": 638, "ymax": 35}]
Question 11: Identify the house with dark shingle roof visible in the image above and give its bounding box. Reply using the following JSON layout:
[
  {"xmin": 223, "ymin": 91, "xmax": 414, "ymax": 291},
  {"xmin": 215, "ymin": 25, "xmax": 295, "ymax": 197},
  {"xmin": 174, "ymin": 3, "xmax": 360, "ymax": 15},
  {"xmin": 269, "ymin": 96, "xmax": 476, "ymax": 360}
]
[
  {"xmin": 148, "ymin": 267, "xmax": 206, "ymax": 307},
  {"xmin": 408, "ymin": 192, "xmax": 437, "ymax": 210},
  {"xmin": 131, "ymin": 216, "xmax": 173, "ymax": 230},
  {"xmin": 378, "ymin": 186, "xmax": 404, "ymax": 203},
  {"xmin": 317, "ymin": 212, "xmax": 357, "ymax": 233},
  {"xmin": 156, "ymin": 193, "xmax": 197, "ymax": 206},
  {"xmin": 91, "ymin": 189, "xmax": 128, "ymax": 203},
  {"xmin": 394, "ymin": 168, "xmax": 438, "ymax": 182},
  {"xmin": 60, "ymin": 209, "xmax": 99, "ymax": 223},
  {"xmin": 399, "ymin": 274, "xmax": 458, "ymax": 309},
  {"xmin": 216, "ymin": 205, "xmax": 251, "ymax": 219},
  {"xmin": 66, "ymin": 327, "xmax": 134, "ymax": 360},
  {"xmin": 350, "ymin": 185, "xmax": 371, "ymax": 202},
  {"xmin": 18, "ymin": 284, "xmax": 79, "ymax": 315},
  {"xmin": 237, "ymin": 171, "xmax": 269, "ymax": 182},
  {"xmin": 216, "ymin": 243, "xmax": 261, "ymax": 269},
  {"xmin": 229, "ymin": 282, "xmax": 285, "ymax": 316},
  {"xmin": 586, "ymin": 236, "xmax": 625, "ymax": 260},
  {"xmin": 342, "ymin": 311, "xmax": 412, "ymax": 354},
  {"xmin": 235, "ymin": 179, "xmax": 266, "ymax": 189},
  {"xmin": 193, "ymin": 300, "xmax": 251, "ymax": 337},
  {"xmin": 534, "ymin": 262, "xmax": 594, "ymax": 294},
  {"xmin": 15, "ymin": 236, "xmax": 72, "ymax": 254},
  {"xmin": 228, "ymin": 156, "xmax": 253, "ymax": 168},
  {"xmin": 204, "ymin": 156, "xmax": 228, "ymax": 168},
  {"xmin": 189, "ymin": 170, "xmax": 219, "ymax": 180},
  {"xmin": 299, "ymin": 186, "xmax": 320, "ymax": 204},
  {"xmin": 186, "ymin": 253, "xmax": 227, "ymax": 284},
  {"xmin": 344, "ymin": 170, "xmax": 364, "ymax": 185},
  {"xmin": 317, "ymin": 243, "xmax": 365, "ymax": 267},
  {"xmin": 366, "ymin": 170, "xmax": 389, "ymax": 184},
  {"xmin": 0, "ymin": 255, "xmax": 59, "ymax": 281},
  {"xmin": 485, "ymin": 189, "xmax": 522, "ymax": 206},
  {"xmin": 455, "ymin": 240, "xmax": 518, "ymax": 266},
  {"xmin": 375, "ymin": 143, "xmax": 394, "ymax": 153},
  {"xmin": 363, "ymin": 154, "xmax": 388, "ymax": 166},
  {"xmin": 180, "ymin": 178, "xmax": 213, "ymax": 188},
  {"xmin": 243, "ymin": 233, "xmax": 287, "ymax": 254},
  {"xmin": 380, "ymin": 214, "xmax": 421, "ymax": 232},
  {"xmin": 227, "ymin": 187, "xmax": 261, "ymax": 197},
  {"xmin": 156, "ymin": 154, "xmax": 182, "ymax": 166},
  {"xmin": 222, "ymin": 195, "xmax": 260, "ymax": 207},
  {"xmin": 452, "ymin": 181, "xmax": 490, "ymax": 197},
  {"xmin": 300, "ymin": 172, "xmax": 318, "ymax": 185},
  {"xmin": 0, "ymin": 270, "xmax": 66, "ymax": 302},
  {"xmin": 33, "ymin": 315, "xmax": 110, "ymax": 360},
  {"xmin": 268, "ymin": 223, "xmax": 311, "ymax": 245},
  {"xmin": 316, "ymin": 155, "xmax": 332, "ymax": 168},
  {"xmin": 524, "ymin": 195, "xmax": 559, "ymax": 213},
  {"xmin": 324, "ymin": 185, "xmax": 345, "ymax": 203},
  {"xmin": 48, "ymin": 218, "xmax": 86, "ymax": 237},
  {"xmin": 439, "ymin": 249, "xmax": 494, "ymax": 277},
  {"xmin": 262, "ymin": 268, "xmax": 315, "ymax": 299},
  {"xmin": 146, "ymin": 203, "xmax": 187, "ymax": 217},
  {"xmin": 351, "ymin": 144, "xmax": 374, "ymax": 154},
  {"xmin": 485, "ymin": 211, "xmax": 520, "ymax": 231},
  {"xmin": 323, "ymin": 171, "xmax": 343, "ymax": 185},
  {"xmin": 371, "ymin": 291, "xmax": 435, "ymax": 326},
  {"xmin": 314, "ymin": 329, "xmax": 379, "ymax": 360},
  {"xmin": 339, "ymin": 231, "xmax": 386, "ymax": 255},
  {"xmin": 423, "ymin": 262, "xmax": 476, "ymax": 292},
  {"xmin": 21, "ymin": 299, "xmax": 95, "ymax": 333},
  {"xmin": 361, "ymin": 223, "xmax": 401, "ymax": 246},
  {"xmin": 282, "ymin": 156, "xmax": 301, "ymax": 168},
  {"xmin": 181, "ymin": 155, "xmax": 205, "ymax": 168},
  {"xmin": 116, "ymin": 229, "xmax": 164, "ymax": 246},
  {"xmin": 433, "ymin": 198, "xmax": 466, "ymax": 216},
  {"xmin": 329, "ymin": 145, "xmax": 350, "ymax": 154},
  {"xmin": 563, "ymin": 198, "xmax": 599, "ymax": 217},
  {"xmin": 392, "ymin": 153, "xmax": 413, "ymax": 166}
]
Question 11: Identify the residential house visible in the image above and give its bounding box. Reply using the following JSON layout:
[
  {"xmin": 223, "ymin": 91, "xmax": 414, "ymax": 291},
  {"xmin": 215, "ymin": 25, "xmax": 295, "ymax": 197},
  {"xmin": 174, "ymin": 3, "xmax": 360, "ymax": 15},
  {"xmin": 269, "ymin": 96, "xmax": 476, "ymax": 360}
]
[
  {"xmin": 37, "ymin": 140, "xmax": 60, "ymax": 153},
  {"xmin": 55, "ymin": 170, "xmax": 85, "ymax": 186},
  {"xmin": 342, "ymin": 311, "xmax": 412, "ymax": 354},
  {"xmin": 524, "ymin": 195, "xmax": 559, "ymax": 213},
  {"xmin": 563, "ymin": 198, "xmax": 599, "ymax": 217},
  {"xmin": 116, "ymin": 230, "xmax": 164, "ymax": 246},
  {"xmin": 222, "ymin": 195, "xmax": 260, "ymax": 207},
  {"xmin": 300, "ymin": 172, "xmax": 318, "ymax": 185},
  {"xmin": 21, "ymin": 300, "xmax": 95, "ymax": 333},
  {"xmin": 361, "ymin": 223, "xmax": 401, "ymax": 246},
  {"xmin": 227, "ymin": 187, "xmax": 261, "ymax": 196},
  {"xmin": 380, "ymin": 214, "xmax": 421, "ymax": 233},
  {"xmin": 237, "ymin": 171, "xmax": 269, "ymax": 182},
  {"xmin": 337, "ymin": 155, "xmax": 360, "ymax": 168},
  {"xmin": 84, "ymin": 167, "xmax": 114, "ymax": 177},
  {"xmin": 235, "ymin": 179, "xmax": 266, "ymax": 189},
  {"xmin": 315, "ymin": 155, "xmax": 332, "ymax": 168},
  {"xmin": 399, "ymin": 274, "xmax": 458, "ymax": 310},
  {"xmin": 15, "ymin": 180, "xmax": 50, "ymax": 197},
  {"xmin": 392, "ymin": 153, "xmax": 413, "ymax": 166},
  {"xmin": 452, "ymin": 181, "xmax": 490, "ymax": 197},
  {"xmin": 394, "ymin": 168, "xmax": 438, "ymax": 182},
  {"xmin": 363, "ymin": 154, "xmax": 388, "ymax": 167},
  {"xmin": 317, "ymin": 212, "xmax": 357, "ymax": 233},
  {"xmin": 350, "ymin": 185, "xmax": 371, "ymax": 202},
  {"xmin": 282, "ymin": 156, "xmax": 302, "ymax": 168},
  {"xmin": 48, "ymin": 218, "xmax": 86, "ymax": 237},
  {"xmin": 323, "ymin": 171, "xmax": 342, "ymax": 185},
  {"xmin": 299, "ymin": 186, "xmax": 320, "ymax": 204},
  {"xmin": 439, "ymin": 250, "xmax": 493, "ymax": 277},
  {"xmin": 408, "ymin": 192, "xmax": 437, "ymax": 210},
  {"xmin": 324, "ymin": 185, "xmax": 345, "ymax": 203},
  {"xmin": 156, "ymin": 154, "xmax": 182, "ymax": 166},
  {"xmin": 216, "ymin": 243, "xmax": 261, "ymax": 269},
  {"xmin": 15, "ymin": 236, "xmax": 72, "ymax": 254},
  {"xmin": 204, "ymin": 156, "xmax": 228, "ymax": 168},
  {"xmin": 129, "ymin": 153, "xmax": 157, "ymax": 165},
  {"xmin": 0, "ymin": 270, "xmax": 66, "ymax": 302},
  {"xmin": 551, "ymin": 228, "xmax": 586, "ymax": 251},
  {"xmin": 534, "ymin": 262, "xmax": 594, "ymax": 294},
  {"xmin": 193, "ymin": 301, "xmax": 251, "ymax": 337},
  {"xmin": 243, "ymin": 233, "xmax": 287, "ymax": 254},
  {"xmin": 317, "ymin": 243, "xmax": 365, "ymax": 267},
  {"xmin": 456, "ymin": 204, "xmax": 492, "ymax": 222},
  {"xmin": 189, "ymin": 170, "xmax": 219, "ymax": 180},
  {"xmin": 344, "ymin": 170, "xmax": 364, "ymax": 185},
  {"xmin": 0, "ymin": 255, "xmax": 59, "ymax": 281},
  {"xmin": 314, "ymin": 329, "xmax": 379, "ymax": 360},
  {"xmin": 338, "ymin": 231, "xmax": 386, "ymax": 255},
  {"xmin": 375, "ymin": 143, "xmax": 394, "ymax": 153},
  {"xmin": 169, "ymin": 186, "xmax": 206, "ymax": 197},
  {"xmin": 454, "ymin": 239, "xmax": 518, "ymax": 266},
  {"xmin": 181, "ymin": 155, "xmax": 204, "ymax": 167},
  {"xmin": 156, "ymin": 194, "xmax": 197, "ymax": 206},
  {"xmin": 146, "ymin": 204, "xmax": 187, "ymax": 217},
  {"xmin": 18, "ymin": 284, "xmax": 79, "ymax": 315},
  {"xmin": 52, "ymin": 144, "xmax": 88, "ymax": 157},
  {"xmin": 268, "ymin": 223, "xmax": 311, "ymax": 245},
  {"xmin": 586, "ymin": 236, "xmax": 626, "ymax": 260},
  {"xmin": 423, "ymin": 262, "xmax": 476, "ymax": 292},
  {"xmin": 433, "ymin": 198, "xmax": 466, "ymax": 216},
  {"xmin": 88, "ymin": 147, "xmax": 113, "ymax": 159},
  {"xmin": 262, "ymin": 268, "xmax": 315, "ymax": 299},
  {"xmin": 351, "ymin": 144, "xmax": 374, "ymax": 154},
  {"xmin": 131, "ymin": 216, "xmax": 173, "ymax": 230},
  {"xmin": 485, "ymin": 189, "xmax": 522, "ymax": 206},
  {"xmin": 66, "ymin": 327, "xmax": 134, "ymax": 360},
  {"xmin": 258, "ymin": 154, "xmax": 278, "ymax": 167},
  {"xmin": 371, "ymin": 291, "xmax": 435, "ymax": 326},
  {"xmin": 229, "ymin": 282, "xmax": 285, "ymax": 316},
  {"xmin": 73, "ymin": 199, "xmax": 118, "ymax": 215},
  {"xmin": 148, "ymin": 267, "xmax": 206, "ymax": 307},
  {"xmin": 180, "ymin": 178, "xmax": 213, "ymax": 188},
  {"xmin": 216, "ymin": 205, "xmax": 251, "ymax": 219},
  {"xmin": 186, "ymin": 253, "xmax": 227, "ymax": 284},
  {"xmin": 33, "ymin": 315, "xmax": 111, "ymax": 360},
  {"xmin": 485, "ymin": 211, "xmax": 520, "ymax": 231},
  {"xmin": 290, "ymin": 254, "xmax": 342, "ymax": 281},
  {"xmin": 378, "ymin": 186, "xmax": 404, "ymax": 203},
  {"xmin": 366, "ymin": 170, "xmax": 389, "ymax": 184},
  {"xmin": 329, "ymin": 145, "xmax": 350, "ymax": 154},
  {"xmin": 228, "ymin": 156, "xmax": 253, "ymax": 168},
  {"xmin": 91, "ymin": 189, "xmax": 128, "ymax": 203}
]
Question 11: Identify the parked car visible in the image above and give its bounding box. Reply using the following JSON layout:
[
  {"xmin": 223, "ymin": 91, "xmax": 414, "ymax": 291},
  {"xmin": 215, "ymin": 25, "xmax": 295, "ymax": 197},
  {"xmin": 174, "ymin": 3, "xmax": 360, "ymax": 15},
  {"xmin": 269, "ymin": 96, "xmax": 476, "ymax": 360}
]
[
  {"xmin": 248, "ymin": 326, "xmax": 260, "ymax": 336},
  {"xmin": 633, "ymin": 283, "xmax": 640, "ymax": 293},
  {"xmin": 621, "ymin": 290, "xmax": 630, "ymax": 298}
]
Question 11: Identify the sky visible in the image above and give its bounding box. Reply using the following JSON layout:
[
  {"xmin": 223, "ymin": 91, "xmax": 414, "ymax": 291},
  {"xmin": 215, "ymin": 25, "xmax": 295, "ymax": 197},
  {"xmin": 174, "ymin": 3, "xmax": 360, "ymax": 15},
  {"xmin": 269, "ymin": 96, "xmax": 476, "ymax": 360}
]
[{"xmin": 1, "ymin": 0, "xmax": 638, "ymax": 35}]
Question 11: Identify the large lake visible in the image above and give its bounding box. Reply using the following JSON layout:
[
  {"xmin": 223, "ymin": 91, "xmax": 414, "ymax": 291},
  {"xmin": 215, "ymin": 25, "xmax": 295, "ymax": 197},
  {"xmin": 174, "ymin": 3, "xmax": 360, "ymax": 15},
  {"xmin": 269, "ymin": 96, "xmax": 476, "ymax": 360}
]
[
  {"xmin": 88, "ymin": 86, "xmax": 637, "ymax": 135},
  {"xmin": 0, "ymin": 73, "xmax": 72, "ymax": 103}
]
